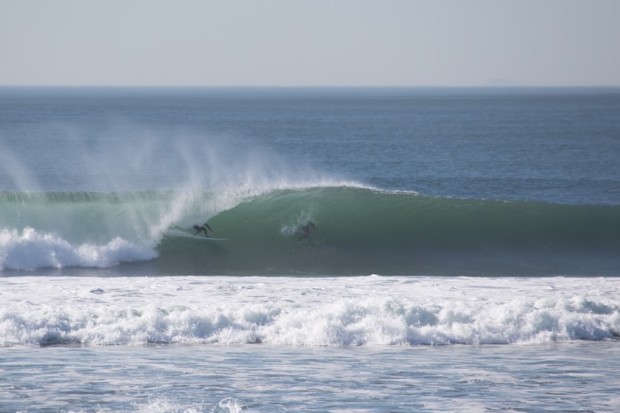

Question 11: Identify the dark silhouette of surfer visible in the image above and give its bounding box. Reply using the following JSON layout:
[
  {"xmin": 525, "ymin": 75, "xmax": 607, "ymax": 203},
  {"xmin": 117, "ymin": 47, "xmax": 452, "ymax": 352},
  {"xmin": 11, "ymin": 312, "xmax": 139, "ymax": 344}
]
[
  {"xmin": 297, "ymin": 221, "xmax": 316, "ymax": 239},
  {"xmin": 193, "ymin": 222, "xmax": 213, "ymax": 238}
]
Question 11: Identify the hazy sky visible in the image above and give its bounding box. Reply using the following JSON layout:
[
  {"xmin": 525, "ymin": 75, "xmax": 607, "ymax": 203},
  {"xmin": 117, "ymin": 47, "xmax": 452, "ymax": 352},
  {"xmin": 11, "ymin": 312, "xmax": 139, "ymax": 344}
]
[{"xmin": 1, "ymin": 0, "xmax": 619, "ymax": 87}]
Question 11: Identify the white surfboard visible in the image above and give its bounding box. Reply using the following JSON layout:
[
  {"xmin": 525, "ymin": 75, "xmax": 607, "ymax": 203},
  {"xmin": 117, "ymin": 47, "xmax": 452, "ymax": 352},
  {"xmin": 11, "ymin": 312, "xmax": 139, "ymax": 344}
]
[{"xmin": 166, "ymin": 228, "xmax": 228, "ymax": 241}]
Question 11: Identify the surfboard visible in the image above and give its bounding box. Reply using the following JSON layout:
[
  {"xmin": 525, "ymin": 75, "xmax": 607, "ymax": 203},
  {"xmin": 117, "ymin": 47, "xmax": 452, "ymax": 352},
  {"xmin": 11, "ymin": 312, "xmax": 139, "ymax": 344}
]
[{"xmin": 166, "ymin": 228, "xmax": 228, "ymax": 241}]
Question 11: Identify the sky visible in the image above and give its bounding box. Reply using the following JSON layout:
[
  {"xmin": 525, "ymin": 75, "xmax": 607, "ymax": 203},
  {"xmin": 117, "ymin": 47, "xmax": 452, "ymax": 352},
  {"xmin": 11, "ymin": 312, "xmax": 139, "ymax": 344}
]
[{"xmin": 0, "ymin": 0, "xmax": 619, "ymax": 87}]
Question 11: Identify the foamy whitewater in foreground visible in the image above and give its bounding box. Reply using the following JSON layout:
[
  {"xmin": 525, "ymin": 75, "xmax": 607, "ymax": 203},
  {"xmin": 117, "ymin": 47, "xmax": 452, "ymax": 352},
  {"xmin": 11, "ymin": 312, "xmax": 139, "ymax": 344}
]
[
  {"xmin": 3, "ymin": 275, "xmax": 620, "ymax": 412},
  {"xmin": 2, "ymin": 276, "xmax": 619, "ymax": 347}
]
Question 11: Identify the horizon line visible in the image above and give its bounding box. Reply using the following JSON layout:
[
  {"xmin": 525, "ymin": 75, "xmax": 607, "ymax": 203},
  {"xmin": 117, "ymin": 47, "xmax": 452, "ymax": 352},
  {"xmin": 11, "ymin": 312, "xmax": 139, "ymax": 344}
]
[{"xmin": 1, "ymin": 84, "xmax": 620, "ymax": 89}]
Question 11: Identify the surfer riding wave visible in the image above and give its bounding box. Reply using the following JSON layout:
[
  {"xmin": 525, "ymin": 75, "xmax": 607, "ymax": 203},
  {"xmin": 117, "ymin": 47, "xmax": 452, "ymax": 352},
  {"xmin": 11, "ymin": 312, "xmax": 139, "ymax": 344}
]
[{"xmin": 193, "ymin": 222, "xmax": 213, "ymax": 238}]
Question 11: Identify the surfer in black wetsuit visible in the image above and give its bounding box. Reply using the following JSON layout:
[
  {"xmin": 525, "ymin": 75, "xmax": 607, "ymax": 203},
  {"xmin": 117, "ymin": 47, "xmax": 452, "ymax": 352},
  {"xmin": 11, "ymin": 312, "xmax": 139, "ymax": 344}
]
[
  {"xmin": 297, "ymin": 221, "xmax": 316, "ymax": 239},
  {"xmin": 193, "ymin": 222, "xmax": 213, "ymax": 238}
]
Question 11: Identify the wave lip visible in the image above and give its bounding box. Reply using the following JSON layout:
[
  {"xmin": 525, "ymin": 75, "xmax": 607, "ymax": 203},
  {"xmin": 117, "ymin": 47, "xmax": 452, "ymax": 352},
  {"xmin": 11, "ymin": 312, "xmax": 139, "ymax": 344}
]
[{"xmin": 0, "ymin": 228, "xmax": 156, "ymax": 270}]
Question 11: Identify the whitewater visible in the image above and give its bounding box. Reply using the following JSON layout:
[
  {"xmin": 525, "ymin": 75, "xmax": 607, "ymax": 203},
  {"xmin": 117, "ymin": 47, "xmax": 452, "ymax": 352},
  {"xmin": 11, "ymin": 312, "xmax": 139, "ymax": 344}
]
[
  {"xmin": 2, "ymin": 275, "xmax": 619, "ymax": 347},
  {"xmin": 2, "ymin": 275, "xmax": 620, "ymax": 412},
  {"xmin": 2, "ymin": 87, "xmax": 620, "ymax": 412}
]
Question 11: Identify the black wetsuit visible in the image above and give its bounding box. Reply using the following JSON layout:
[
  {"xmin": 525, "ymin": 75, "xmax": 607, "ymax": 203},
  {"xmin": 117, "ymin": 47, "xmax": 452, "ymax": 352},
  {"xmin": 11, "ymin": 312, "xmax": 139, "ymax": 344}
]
[{"xmin": 193, "ymin": 223, "xmax": 212, "ymax": 237}]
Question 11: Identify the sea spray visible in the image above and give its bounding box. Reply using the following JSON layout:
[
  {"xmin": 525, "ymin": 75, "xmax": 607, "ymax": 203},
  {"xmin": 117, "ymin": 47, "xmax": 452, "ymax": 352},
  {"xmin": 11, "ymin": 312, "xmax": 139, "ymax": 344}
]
[{"xmin": 1, "ymin": 123, "xmax": 361, "ymax": 272}]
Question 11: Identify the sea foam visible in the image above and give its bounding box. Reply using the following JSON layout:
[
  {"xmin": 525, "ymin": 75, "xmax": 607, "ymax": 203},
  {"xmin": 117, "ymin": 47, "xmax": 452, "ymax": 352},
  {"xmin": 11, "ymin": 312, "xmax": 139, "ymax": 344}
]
[
  {"xmin": 0, "ymin": 227, "xmax": 156, "ymax": 270},
  {"xmin": 1, "ymin": 276, "xmax": 618, "ymax": 347}
]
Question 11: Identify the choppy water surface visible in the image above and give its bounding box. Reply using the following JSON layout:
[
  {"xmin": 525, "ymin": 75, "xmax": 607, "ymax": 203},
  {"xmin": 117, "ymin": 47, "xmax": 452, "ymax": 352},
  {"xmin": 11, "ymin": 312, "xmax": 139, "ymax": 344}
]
[{"xmin": 2, "ymin": 342, "xmax": 620, "ymax": 412}]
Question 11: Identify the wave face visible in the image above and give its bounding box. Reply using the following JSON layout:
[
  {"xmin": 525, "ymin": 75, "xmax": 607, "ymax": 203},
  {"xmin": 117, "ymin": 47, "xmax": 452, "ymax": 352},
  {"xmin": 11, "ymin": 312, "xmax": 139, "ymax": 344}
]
[{"xmin": 1, "ymin": 186, "xmax": 618, "ymax": 275}]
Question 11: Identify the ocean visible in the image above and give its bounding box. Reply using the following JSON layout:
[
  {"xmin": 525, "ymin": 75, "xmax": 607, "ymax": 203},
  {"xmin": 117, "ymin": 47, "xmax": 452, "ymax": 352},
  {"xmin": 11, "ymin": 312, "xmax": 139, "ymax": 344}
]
[{"xmin": 1, "ymin": 87, "xmax": 619, "ymax": 412}]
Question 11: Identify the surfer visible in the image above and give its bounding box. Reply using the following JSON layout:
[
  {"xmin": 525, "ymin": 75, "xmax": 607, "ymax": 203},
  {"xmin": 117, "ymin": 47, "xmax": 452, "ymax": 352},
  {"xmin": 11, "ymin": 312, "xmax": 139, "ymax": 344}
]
[
  {"xmin": 193, "ymin": 222, "xmax": 213, "ymax": 238},
  {"xmin": 297, "ymin": 221, "xmax": 316, "ymax": 239}
]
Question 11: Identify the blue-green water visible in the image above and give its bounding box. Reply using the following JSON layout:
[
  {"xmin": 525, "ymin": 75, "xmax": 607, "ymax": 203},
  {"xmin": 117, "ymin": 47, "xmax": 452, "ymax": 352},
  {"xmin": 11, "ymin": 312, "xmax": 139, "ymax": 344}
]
[
  {"xmin": 2, "ymin": 87, "xmax": 619, "ymax": 202},
  {"xmin": 1, "ymin": 88, "xmax": 619, "ymax": 412},
  {"xmin": 1, "ymin": 87, "xmax": 619, "ymax": 275}
]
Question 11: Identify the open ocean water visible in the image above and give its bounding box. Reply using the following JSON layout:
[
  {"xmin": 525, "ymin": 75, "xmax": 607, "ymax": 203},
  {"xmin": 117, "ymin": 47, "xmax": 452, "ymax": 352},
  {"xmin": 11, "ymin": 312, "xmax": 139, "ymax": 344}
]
[{"xmin": 1, "ymin": 87, "xmax": 619, "ymax": 412}]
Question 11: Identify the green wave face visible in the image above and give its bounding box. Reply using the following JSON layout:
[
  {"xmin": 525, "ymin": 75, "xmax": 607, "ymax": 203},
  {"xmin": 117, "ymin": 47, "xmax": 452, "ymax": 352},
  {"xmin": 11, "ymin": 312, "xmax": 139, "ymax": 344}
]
[
  {"xmin": 1, "ymin": 187, "xmax": 619, "ymax": 275},
  {"xmin": 159, "ymin": 187, "xmax": 620, "ymax": 275}
]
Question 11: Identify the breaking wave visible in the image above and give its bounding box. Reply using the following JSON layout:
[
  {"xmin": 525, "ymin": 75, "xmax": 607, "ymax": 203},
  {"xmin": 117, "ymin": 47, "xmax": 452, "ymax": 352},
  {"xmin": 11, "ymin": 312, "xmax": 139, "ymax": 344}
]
[
  {"xmin": 1, "ymin": 186, "xmax": 619, "ymax": 275},
  {"xmin": 1, "ymin": 276, "xmax": 619, "ymax": 347}
]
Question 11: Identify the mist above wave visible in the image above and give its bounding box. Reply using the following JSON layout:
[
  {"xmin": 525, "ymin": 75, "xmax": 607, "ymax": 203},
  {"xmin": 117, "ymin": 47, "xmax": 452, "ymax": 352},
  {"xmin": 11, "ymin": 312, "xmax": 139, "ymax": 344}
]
[{"xmin": 0, "ymin": 124, "xmax": 364, "ymax": 271}]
